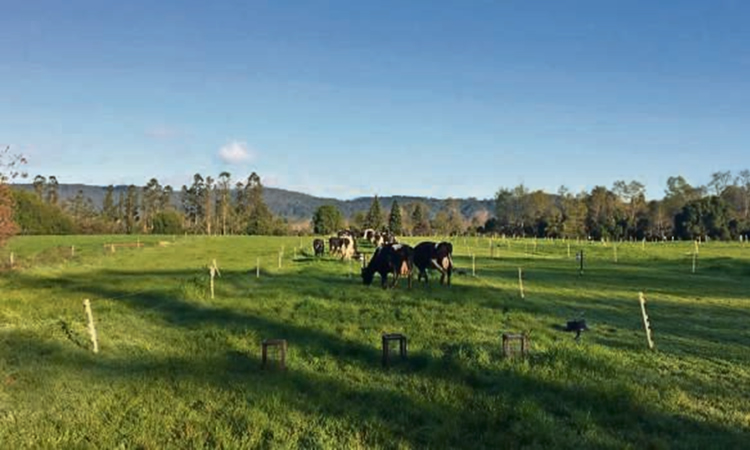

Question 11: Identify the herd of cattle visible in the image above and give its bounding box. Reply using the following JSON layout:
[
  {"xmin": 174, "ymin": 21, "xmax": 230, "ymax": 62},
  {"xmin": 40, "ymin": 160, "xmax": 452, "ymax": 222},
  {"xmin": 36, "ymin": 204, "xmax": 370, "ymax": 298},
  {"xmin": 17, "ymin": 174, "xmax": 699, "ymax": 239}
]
[{"xmin": 312, "ymin": 229, "xmax": 454, "ymax": 289}]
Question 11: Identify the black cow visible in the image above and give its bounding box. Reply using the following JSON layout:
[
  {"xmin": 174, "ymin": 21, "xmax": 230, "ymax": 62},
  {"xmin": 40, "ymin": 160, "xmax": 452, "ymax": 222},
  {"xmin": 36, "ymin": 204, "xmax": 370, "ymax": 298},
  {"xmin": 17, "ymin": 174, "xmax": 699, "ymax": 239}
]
[
  {"xmin": 361, "ymin": 243, "xmax": 414, "ymax": 289},
  {"xmin": 413, "ymin": 241, "xmax": 454, "ymax": 286},
  {"xmin": 313, "ymin": 239, "xmax": 325, "ymax": 256}
]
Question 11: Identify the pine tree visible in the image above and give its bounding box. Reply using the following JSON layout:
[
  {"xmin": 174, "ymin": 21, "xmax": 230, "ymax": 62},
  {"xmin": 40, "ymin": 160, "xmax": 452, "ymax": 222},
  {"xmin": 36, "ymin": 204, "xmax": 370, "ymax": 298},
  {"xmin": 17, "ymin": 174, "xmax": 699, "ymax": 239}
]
[
  {"xmin": 102, "ymin": 185, "xmax": 117, "ymax": 222},
  {"xmin": 233, "ymin": 180, "xmax": 246, "ymax": 234},
  {"xmin": 116, "ymin": 190, "xmax": 125, "ymax": 233},
  {"xmin": 388, "ymin": 199, "xmax": 403, "ymax": 234},
  {"xmin": 124, "ymin": 185, "xmax": 139, "ymax": 234},
  {"xmin": 204, "ymin": 176, "xmax": 214, "ymax": 235},
  {"xmin": 411, "ymin": 202, "xmax": 431, "ymax": 236},
  {"xmin": 181, "ymin": 174, "xmax": 206, "ymax": 232},
  {"xmin": 365, "ymin": 195, "xmax": 384, "ymax": 230},
  {"xmin": 141, "ymin": 178, "xmax": 162, "ymax": 233},
  {"xmin": 244, "ymin": 172, "xmax": 274, "ymax": 235}
]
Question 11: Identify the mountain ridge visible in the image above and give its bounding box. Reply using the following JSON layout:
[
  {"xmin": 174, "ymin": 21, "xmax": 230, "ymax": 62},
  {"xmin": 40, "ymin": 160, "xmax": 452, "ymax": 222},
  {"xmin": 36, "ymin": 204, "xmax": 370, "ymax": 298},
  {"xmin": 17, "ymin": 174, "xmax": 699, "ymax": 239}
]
[{"xmin": 12, "ymin": 183, "xmax": 496, "ymax": 221}]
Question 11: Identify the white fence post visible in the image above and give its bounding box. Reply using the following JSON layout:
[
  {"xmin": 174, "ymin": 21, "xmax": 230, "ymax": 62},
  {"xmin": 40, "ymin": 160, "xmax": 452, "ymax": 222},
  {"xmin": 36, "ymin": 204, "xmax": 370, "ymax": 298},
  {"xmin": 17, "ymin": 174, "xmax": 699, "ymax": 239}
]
[
  {"xmin": 83, "ymin": 299, "xmax": 99, "ymax": 354},
  {"xmin": 639, "ymin": 292, "xmax": 654, "ymax": 350}
]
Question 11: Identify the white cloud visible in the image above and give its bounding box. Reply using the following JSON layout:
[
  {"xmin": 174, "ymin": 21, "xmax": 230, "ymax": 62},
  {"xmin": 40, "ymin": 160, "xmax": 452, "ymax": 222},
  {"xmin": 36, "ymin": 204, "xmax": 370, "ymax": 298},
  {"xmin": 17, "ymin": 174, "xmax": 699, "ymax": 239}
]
[{"xmin": 218, "ymin": 140, "xmax": 256, "ymax": 164}]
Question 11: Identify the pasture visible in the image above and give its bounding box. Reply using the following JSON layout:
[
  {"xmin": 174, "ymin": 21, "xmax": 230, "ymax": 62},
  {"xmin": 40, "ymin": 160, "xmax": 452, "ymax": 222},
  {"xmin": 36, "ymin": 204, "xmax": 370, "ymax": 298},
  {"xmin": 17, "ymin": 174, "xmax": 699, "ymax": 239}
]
[{"xmin": 1, "ymin": 235, "xmax": 749, "ymax": 448}]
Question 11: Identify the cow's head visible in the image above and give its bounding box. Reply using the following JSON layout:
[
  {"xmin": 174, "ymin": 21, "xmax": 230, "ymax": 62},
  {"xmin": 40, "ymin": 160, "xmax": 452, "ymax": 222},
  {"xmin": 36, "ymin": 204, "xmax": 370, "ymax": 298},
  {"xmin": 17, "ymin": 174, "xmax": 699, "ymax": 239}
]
[{"xmin": 361, "ymin": 267, "xmax": 374, "ymax": 286}]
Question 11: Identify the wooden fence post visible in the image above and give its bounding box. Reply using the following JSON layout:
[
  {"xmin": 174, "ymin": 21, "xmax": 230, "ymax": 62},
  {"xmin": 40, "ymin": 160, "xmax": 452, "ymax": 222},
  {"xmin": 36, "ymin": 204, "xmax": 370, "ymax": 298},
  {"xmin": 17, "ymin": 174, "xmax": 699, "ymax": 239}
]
[
  {"xmin": 692, "ymin": 252, "xmax": 697, "ymax": 274},
  {"xmin": 9, "ymin": 252, "xmax": 14, "ymax": 268},
  {"xmin": 638, "ymin": 292, "xmax": 654, "ymax": 350},
  {"xmin": 256, "ymin": 257, "xmax": 260, "ymax": 278},
  {"xmin": 518, "ymin": 267, "xmax": 525, "ymax": 299},
  {"xmin": 71, "ymin": 246, "xmax": 75, "ymax": 257},
  {"xmin": 472, "ymin": 253, "xmax": 476, "ymax": 277},
  {"xmin": 209, "ymin": 259, "xmax": 221, "ymax": 300},
  {"xmin": 83, "ymin": 299, "xmax": 99, "ymax": 354}
]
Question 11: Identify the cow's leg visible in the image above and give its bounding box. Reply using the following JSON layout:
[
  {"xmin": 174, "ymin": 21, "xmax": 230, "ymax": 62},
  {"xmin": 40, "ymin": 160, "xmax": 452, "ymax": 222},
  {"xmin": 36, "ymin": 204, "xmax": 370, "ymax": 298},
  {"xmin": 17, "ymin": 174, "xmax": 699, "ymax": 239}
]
[
  {"xmin": 391, "ymin": 270, "xmax": 399, "ymax": 289},
  {"xmin": 381, "ymin": 272, "xmax": 388, "ymax": 289},
  {"xmin": 431, "ymin": 259, "xmax": 447, "ymax": 285}
]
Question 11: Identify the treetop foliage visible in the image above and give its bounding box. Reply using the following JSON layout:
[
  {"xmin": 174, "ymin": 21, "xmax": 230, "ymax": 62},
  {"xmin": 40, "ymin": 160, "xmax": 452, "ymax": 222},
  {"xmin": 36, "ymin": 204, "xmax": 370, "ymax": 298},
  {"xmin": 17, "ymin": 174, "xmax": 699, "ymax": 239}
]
[{"xmin": 5, "ymin": 168, "xmax": 750, "ymax": 240}]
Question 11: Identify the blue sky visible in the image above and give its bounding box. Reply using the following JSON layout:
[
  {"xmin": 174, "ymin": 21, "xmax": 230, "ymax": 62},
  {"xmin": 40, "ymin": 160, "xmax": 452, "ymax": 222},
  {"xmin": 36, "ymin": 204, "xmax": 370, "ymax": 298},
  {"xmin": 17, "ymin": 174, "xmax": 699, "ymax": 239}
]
[{"xmin": 2, "ymin": 1, "xmax": 749, "ymax": 199}]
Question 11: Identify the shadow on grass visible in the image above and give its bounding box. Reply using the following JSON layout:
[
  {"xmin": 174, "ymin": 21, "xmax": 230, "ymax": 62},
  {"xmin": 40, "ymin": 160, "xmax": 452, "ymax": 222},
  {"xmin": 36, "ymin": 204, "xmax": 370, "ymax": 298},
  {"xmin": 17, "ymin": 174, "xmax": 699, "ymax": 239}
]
[
  {"xmin": 7, "ymin": 265, "xmax": 750, "ymax": 364},
  {"xmin": 4, "ymin": 265, "xmax": 750, "ymax": 447},
  {"xmin": 3, "ymin": 327, "xmax": 749, "ymax": 449}
]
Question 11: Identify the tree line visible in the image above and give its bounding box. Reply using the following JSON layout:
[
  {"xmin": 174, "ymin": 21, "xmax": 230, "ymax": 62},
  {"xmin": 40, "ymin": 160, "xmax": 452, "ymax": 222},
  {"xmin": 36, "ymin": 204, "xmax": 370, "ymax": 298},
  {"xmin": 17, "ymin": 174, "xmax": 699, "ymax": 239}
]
[
  {"xmin": 3, "ymin": 164, "xmax": 750, "ymax": 241},
  {"xmin": 488, "ymin": 171, "xmax": 750, "ymax": 241},
  {"xmin": 11, "ymin": 172, "xmax": 288, "ymax": 236},
  {"xmin": 311, "ymin": 196, "xmax": 465, "ymax": 237}
]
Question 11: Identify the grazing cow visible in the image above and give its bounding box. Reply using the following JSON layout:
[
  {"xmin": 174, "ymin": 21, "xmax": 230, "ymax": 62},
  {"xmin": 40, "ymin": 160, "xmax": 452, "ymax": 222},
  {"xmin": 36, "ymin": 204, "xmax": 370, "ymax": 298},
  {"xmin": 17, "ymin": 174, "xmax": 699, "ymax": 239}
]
[
  {"xmin": 413, "ymin": 241, "xmax": 454, "ymax": 286},
  {"xmin": 313, "ymin": 239, "xmax": 325, "ymax": 256},
  {"xmin": 361, "ymin": 243, "xmax": 414, "ymax": 289},
  {"xmin": 340, "ymin": 235, "xmax": 358, "ymax": 260},
  {"xmin": 329, "ymin": 237, "xmax": 343, "ymax": 255},
  {"xmin": 363, "ymin": 228, "xmax": 376, "ymax": 242}
]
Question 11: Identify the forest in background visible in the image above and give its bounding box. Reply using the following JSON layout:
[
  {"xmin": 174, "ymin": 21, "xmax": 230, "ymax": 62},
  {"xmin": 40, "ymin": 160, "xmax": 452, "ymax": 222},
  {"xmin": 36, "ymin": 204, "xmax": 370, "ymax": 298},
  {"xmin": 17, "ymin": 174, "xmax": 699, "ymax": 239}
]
[{"xmin": 5, "ymin": 169, "xmax": 750, "ymax": 241}]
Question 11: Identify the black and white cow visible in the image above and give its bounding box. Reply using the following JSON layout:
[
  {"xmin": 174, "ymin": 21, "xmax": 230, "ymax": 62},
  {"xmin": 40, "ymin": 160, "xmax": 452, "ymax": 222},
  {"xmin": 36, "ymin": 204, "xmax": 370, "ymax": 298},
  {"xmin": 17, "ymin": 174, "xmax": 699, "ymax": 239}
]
[
  {"xmin": 361, "ymin": 243, "xmax": 414, "ymax": 289},
  {"xmin": 413, "ymin": 241, "xmax": 454, "ymax": 286},
  {"xmin": 339, "ymin": 235, "xmax": 357, "ymax": 260},
  {"xmin": 363, "ymin": 228, "xmax": 376, "ymax": 243},
  {"xmin": 329, "ymin": 237, "xmax": 343, "ymax": 255},
  {"xmin": 369, "ymin": 230, "xmax": 397, "ymax": 247},
  {"xmin": 313, "ymin": 238, "xmax": 325, "ymax": 256},
  {"xmin": 330, "ymin": 235, "xmax": 357, "ymax": 260}
]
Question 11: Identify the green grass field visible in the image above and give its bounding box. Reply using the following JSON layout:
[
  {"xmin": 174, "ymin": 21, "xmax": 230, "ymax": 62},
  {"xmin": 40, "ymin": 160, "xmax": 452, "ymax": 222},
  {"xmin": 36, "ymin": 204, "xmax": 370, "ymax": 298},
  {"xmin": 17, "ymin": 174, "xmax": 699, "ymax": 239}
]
[{"xmin": 1, "ymin": 235, "xmax": 749, "ymax": 449}]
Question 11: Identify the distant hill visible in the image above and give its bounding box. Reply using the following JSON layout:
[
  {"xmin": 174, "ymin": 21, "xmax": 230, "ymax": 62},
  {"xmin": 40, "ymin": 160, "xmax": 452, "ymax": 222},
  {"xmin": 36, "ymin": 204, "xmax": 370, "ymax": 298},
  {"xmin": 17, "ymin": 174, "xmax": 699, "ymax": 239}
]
[{"xmin": 13, "ymin": 184, "xmax": 495, "ymax": 221}]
